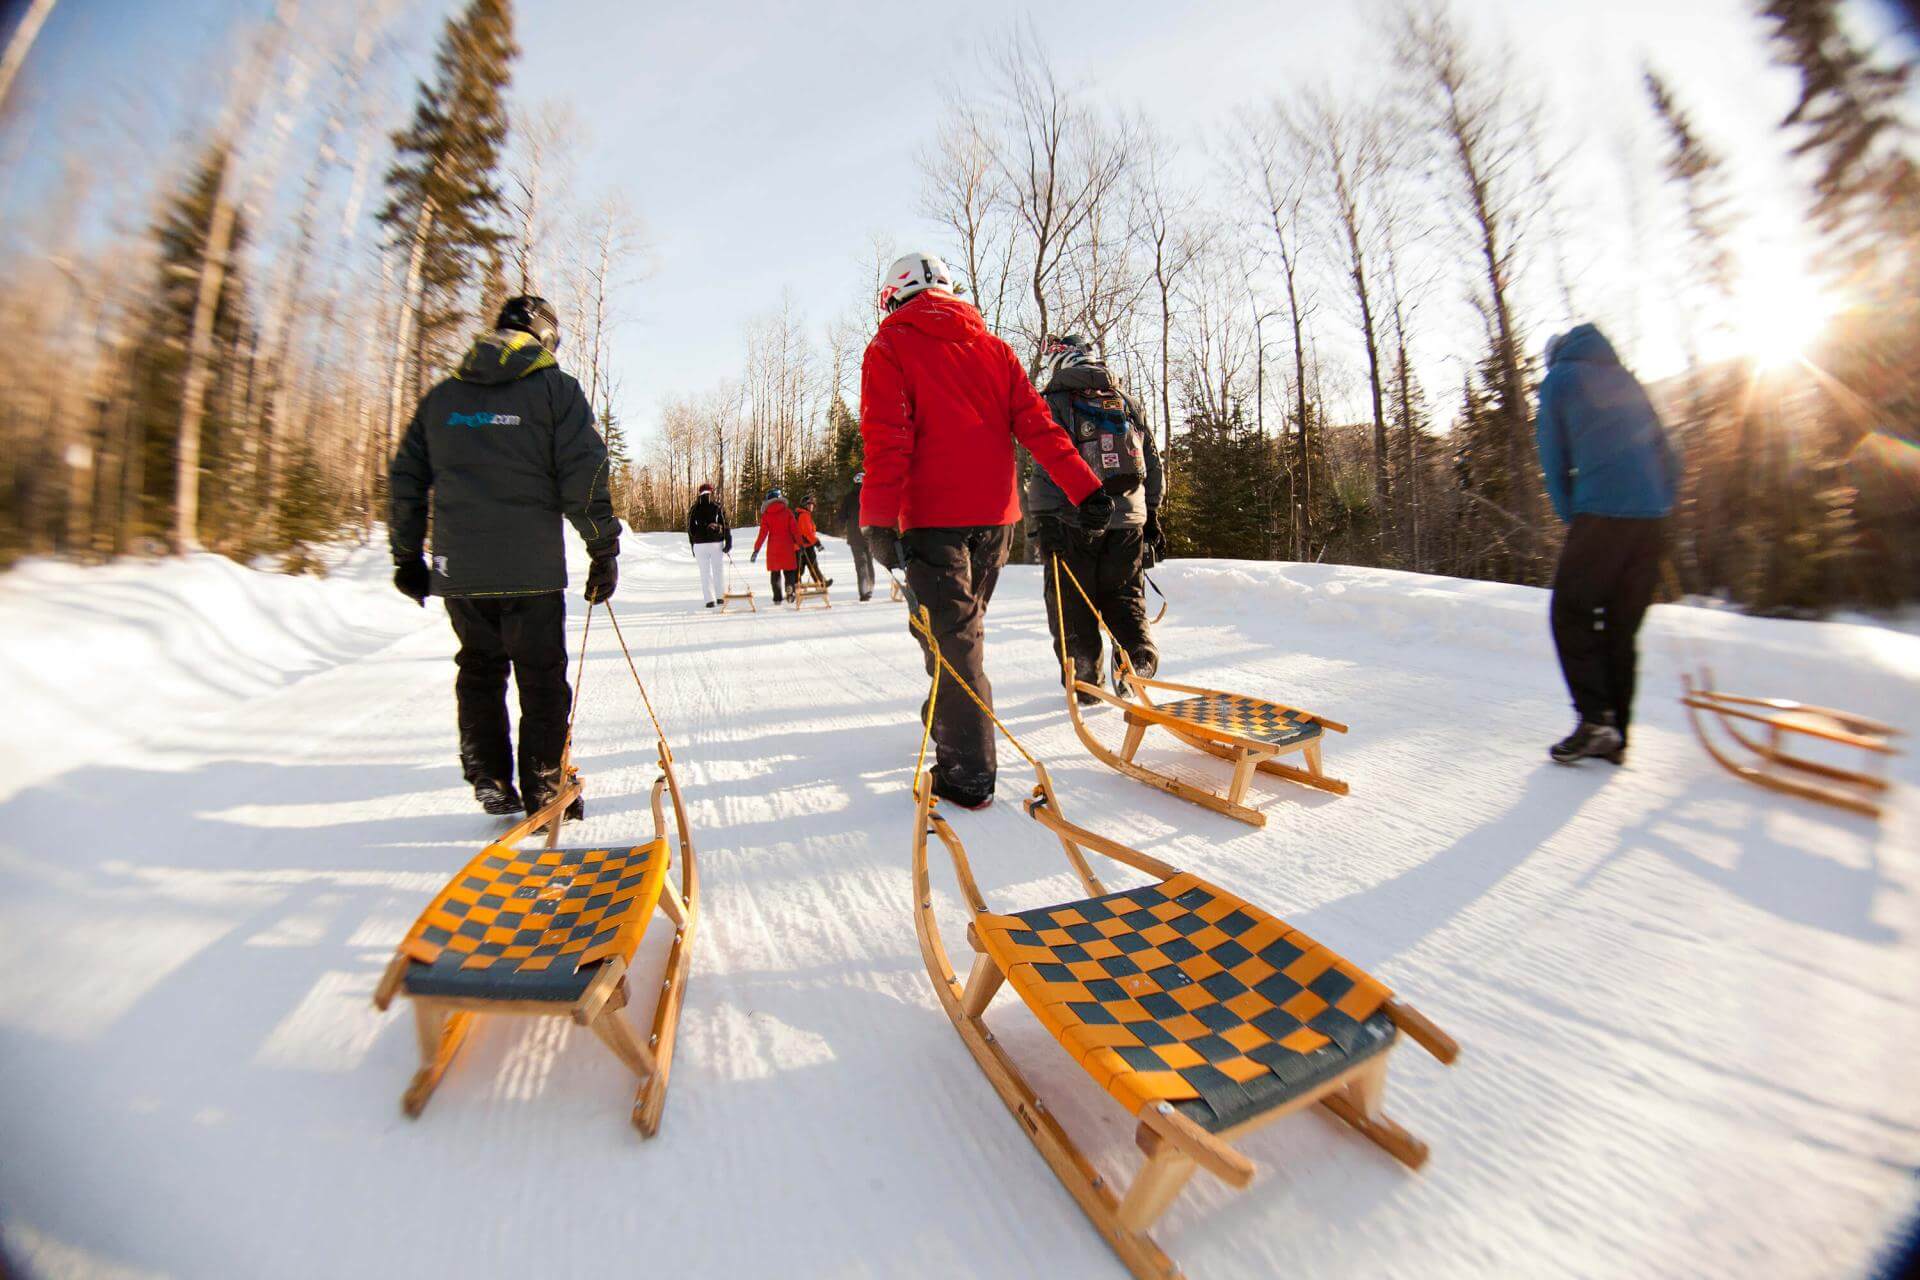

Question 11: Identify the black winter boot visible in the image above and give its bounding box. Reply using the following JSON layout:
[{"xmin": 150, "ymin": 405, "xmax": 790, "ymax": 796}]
[
  {"xmin": 474, "ymin": 779, "xmax": 523, "ymax": 816},
  {"xmin": 930, "ymin": 769, "xmax": 994, "ymax": 811},
  {"xmin": 1550, "ymin": 715, "xmax": 1624, "ymax": 765}
]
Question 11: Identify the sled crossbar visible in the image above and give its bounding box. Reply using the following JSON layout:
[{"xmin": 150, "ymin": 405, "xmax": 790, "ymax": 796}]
[
  {"xmin": 793, "ymin": 580, "xmax": 831, "ymax": 610},
  {"xmin": 374, "ymin": 740, "xmax": 700, "ymax": 1135},
  {"xmin": 1052, "ymin": 558, "xmax": 1349, "ymax": 826},
  {"xmin": 1680, "ymin": 668, "xmax": 1901, "ymax": 820},
  {"xmin": 913, "ymin": 763, "xmax": 1455, "ymax": 1279}
]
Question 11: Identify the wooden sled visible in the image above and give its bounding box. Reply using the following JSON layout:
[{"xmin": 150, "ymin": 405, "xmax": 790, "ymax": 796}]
[
  {"xmin": 1053, "ymin": 558, "xmax": 1348, "ymax": 827},
  {"xmin": 374, "ymin": 739, "xmax": 699, "ymax": 1135},
  {"xmin": 720, "ymin": 584, "xmax": 756, "ymax": 613},
  {"xmin": 913, "ymin": 767, "xmax": 1457, "ymax": 1279},
  {"xmin": 793, "ymin": 580, "xmax": 831, "ymax": 610},
  {"xmin": 889, "ymin": 579, "xmax": 906, "ymax": 603},
  {"xmin": 1680, "ymin": 668, "xmax": 1901, "ymax": 819}
]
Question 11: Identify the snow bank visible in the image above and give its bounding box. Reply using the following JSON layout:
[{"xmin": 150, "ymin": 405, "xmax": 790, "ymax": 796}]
[{"xmin": 0, "ymin": 545, "xmax": 426, "ymax": 802}]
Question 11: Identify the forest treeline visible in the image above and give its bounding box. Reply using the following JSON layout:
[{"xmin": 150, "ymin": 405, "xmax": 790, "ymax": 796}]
[{"xmin": 1, "ymin": 0, "xmax": 1915, "ymax": 614}]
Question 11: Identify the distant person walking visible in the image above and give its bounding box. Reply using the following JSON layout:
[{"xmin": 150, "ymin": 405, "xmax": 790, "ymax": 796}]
[
  {"xmin": 389, "ymin": 296, "xmax": 619, "ymax": 818},
  {"xmin": 1535, "ymin": 323, "xmax": 1680, "ymax": 765},
  {"xmin": 858, "ymin": 251, "xmax": 1114, "ymax": 810},
  {"xmin": 687, "ymin": 482, "xmax": 731, "ymax": 608},
  {"xmin": 839, "ymin": 471, "xmax": 875, "ymax": 600},
  {"xmin": 752, "ymin": 488, "xmax": 800, "ymax": 603}
]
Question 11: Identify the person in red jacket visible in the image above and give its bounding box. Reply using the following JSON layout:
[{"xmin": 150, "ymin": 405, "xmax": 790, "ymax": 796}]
[
  {"xmin": 859, "ymin": 251, "xmax": 1117, "ymax": 810},
  {"xmin": 751, "ymin": 488, "xmax": 801, "ymax": 603},
  {"xmin": 794, "ymin": 495, "xmax": 832, "ymax": 588}
]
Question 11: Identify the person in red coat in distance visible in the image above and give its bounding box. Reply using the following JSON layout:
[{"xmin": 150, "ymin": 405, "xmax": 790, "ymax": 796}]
[
  {"xmin": 858, "ymin": 251, "xmax": 1118, "ymax": 810},
  {"xmin": 750, "ymin": 488, "xmax": 801, "ymax": 603}
]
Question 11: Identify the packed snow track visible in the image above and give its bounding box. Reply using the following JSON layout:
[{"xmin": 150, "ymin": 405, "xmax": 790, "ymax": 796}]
[{"xmin": 0, "ymin": 533, "xmax": 1915, "ymax": 1279}]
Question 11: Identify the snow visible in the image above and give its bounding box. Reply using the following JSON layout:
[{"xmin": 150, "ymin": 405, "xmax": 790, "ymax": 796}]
[{"xmin": 0, "ymin": 533, "xmax": 1915, "ymax": 1280}]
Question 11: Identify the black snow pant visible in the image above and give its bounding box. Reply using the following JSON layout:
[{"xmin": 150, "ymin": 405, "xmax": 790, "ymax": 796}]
[
  {"xmin": 903, "ymin": 524, "xmax": 1015, "ymax": 799},
  {"xmin": 798, "ymin": 544, "xmax": 827, "ymax": 585},
  {"xmin": 1550, "ymin": 515, "xmax": 1669, "ymax": 745},
  {"xmin": 1036, "ymin": 518, "xmax": 1155, "ymax": 688},
  {"xmin": 445, "ymin": 592, "xmax": 571, "ymax": 802},
  {"xmin": 848, "ymin": 531, "xmax": 876, "ymax": 600},
  {"xmin": 769, "ymin": 569, "xmax": 797, "ymax": 602}
]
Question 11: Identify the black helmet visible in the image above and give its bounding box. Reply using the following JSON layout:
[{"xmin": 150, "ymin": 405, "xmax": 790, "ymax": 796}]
[{"xmin": 497, "ymin": 295, "xmax": 561, "ymax": 351}]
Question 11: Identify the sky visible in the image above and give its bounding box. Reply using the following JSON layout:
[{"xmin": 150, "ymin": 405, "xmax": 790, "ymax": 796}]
[{"xmin": 4, "ymin": 0, "xmax": 1916, "ymax": 441}]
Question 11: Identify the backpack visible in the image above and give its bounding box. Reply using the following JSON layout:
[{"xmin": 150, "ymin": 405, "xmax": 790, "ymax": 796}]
[{"xmin": 1053, "ymin": 387, "xmax": 1145, "ymax": 494}]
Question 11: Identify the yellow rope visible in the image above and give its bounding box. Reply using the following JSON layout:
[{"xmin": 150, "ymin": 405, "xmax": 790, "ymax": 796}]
[
  {"xmin": 896, "ymin": 571, "xmax": 1043, "ymax": 773},
  {"xmin": 603, "ymin": 600, "xmax": 672, "ymax": 760},
  {"xmin": 1052, "ymin": 553, "xmax": 1138, "ymax": 685},
  {"xmin": 912, "ymin": 604, "xmax": 939, "ymax": 783},
  {"xmin": 559, "ymin": 603, "xmax": 595, "ymax": 775}
]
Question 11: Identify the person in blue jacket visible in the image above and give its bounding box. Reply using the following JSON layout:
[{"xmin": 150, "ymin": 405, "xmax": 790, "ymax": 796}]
[{"xmin": 1534, "ymin": 323, "xmax": 1680, "ymax": 765}]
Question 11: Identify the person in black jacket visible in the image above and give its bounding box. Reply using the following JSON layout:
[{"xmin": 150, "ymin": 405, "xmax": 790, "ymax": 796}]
[
  {"xmin": 1026, "ymin": 336, "xmax": 1164, "ymax": 702},
  {"xmin": 838, "ymin": 471, "xmax": 874, "ymax": 601},
  {"xmin": 687, "ymin": 482, "xmax": 732, "ymax": 607},
  {"xmin": 389, "ymin": 296, "xmax": 620, "ymax": 819}
]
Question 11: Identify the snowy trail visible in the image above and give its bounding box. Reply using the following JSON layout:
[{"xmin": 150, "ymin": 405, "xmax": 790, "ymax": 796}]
[{"xmin": 1, "ymin": 534, "xmax": 1916, "ymax": 1280}]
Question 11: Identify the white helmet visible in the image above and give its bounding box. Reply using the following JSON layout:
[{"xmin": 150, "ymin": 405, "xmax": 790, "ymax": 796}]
[{"xmin": 879, "ymin": 252, "xmax": 955, "ymax": 312}]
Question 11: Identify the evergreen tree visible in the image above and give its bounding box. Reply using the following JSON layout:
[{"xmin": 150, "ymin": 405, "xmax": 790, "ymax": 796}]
[
  {"xmin": 1758, "ymin": 0, "xmax": 1920, "ymax": 283},
  {"xmin": 379, "ymin": 0, "xmax": 516, "ymax": 383},
  {"xmin": 1161, "ymin": 398, "xmax": 1273, "ymax": 560},
  {"xmin": 124, "ymin": 145, "xmax": 252, "ymax": 548}
]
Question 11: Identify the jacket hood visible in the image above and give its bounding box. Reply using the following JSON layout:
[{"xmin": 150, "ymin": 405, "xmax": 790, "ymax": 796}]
[
  {"xmin": 455, "ymin": 329, "xmax": 559, "ymax": 385},
  {"xmin": 880, "ymin": 290, "xmax": 987, "ymax": 343},
  {"xmin": 1043, "ymin": 363, "xmax": 1115, "ymax": 396},
  {"xmin": 1546, "ymin": 324, "xmax": 1618, "ymax": 370}
]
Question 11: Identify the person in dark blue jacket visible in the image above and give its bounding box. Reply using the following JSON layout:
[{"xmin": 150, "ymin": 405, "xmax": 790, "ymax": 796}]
[{"xmin": 1534, "ymin": 323, "xmax": 1680, "ymax": 765}]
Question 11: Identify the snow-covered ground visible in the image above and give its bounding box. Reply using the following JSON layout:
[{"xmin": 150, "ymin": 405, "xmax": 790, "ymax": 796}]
[{"xmin": 1, "ymin": 533, "xmax": 1915, "ymax": 1280}]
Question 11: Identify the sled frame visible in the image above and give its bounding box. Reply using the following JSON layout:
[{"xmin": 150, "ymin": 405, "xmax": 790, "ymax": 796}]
[
  {"xmin": 1680, "ymin": 668, "xmax": 1900, "ymax": 819},
  {"xmin": 889, "ymin": 579, "xmax": 907, "ymax": 603},
  {"xmin": 911, "ymin": 766, "xmax": 1456, "ymax": 1280},
  {"xmin": 793, "ymin": 580, "xmax": 831, "ymax": 610},
  {"xmin": 720, "ymin": 585, "xmax": 756, "ymax": 613},
  {"xmin": 374, "ymin": 740, "xmax": 700, "ymax": 1135},
  {"xmin": 1052, "ymin": 558, "xmax": 1346, "ymax": 827}
]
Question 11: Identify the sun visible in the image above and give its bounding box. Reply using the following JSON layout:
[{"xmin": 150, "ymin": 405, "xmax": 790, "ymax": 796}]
[{"xmin": 1728, "ymin": 274, "xmax": 1835, "ymax": 370}]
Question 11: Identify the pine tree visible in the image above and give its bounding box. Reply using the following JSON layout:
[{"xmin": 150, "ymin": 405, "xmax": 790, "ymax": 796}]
[
  {"xmin": 124, "ymin": 145, "xmax": 252, "ymax": 549},
  {"xmin": 378, "ymin": 0, "xmax": 516, "ymax": 444},
  {"xmin": 1758, "ymin": 0, "xmax": 1920, "ymax": 283}
]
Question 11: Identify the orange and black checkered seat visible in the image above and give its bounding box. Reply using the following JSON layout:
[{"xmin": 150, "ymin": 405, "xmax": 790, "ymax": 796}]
[
  {"xmin": 399, "ymin": 840, "xmax": 669, "ymax": 1002},
  {"xmin": 976, "ymin": 872, "xmax": 1395, "ymax": 1131},
  {"xmin": 1153, "ymin": 692, "xmax": 1323, "ymax": 750}
]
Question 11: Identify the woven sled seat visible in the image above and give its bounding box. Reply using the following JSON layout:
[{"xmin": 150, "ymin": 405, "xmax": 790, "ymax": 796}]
[
  {"xmin": 397, "ymin": 838, "xmax": 670, "ymax": 1001},
  {"xmin": 1152, "ymin": 693, "xmax": 1325, "ymax": 751},
  {"xmin": 977, "ymin": 871, "xmax": 1395, "ymax": 1130}
]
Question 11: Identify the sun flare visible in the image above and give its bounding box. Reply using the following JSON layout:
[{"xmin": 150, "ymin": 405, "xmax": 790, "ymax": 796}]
[{"xmin": 1716, "ymin": 273, "xmax": 1836, "ymax": 369}]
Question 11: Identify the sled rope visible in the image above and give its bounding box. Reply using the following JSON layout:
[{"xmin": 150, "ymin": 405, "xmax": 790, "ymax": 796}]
[
  {"xmin": 559, "ymin": 603, "xmax": 596, "ymax": 775},
  {"xmin": 885, "ymin": 562, "xmax": 1042, "ymax": 775},
  {"xmin": 604, "ymin": 601, "xmax": 672, "ymax": 759},
  {"xmin": 1053, "ymin": 555, "xmax": 1139, "ymax": 684}
]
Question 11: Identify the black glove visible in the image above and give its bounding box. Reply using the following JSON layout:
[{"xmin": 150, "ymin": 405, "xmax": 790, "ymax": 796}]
[
  {"xmin": 584, "ymin": 546, "xmax": 618, "ymax": 603},
  {"xmin": 393, "ymin": 557, "xmax": 430, "ymax": 606},
  {"xmin": 749, "ymin": 549, "xmax": 759, "ymax": 564},
  {"xmin": 1143, "ymin": 508, "xmax": 1166, "ymax": 563},
  {"xmin": 863, "ymin": 526, "xmax": 901, "ymax": 571},
  {"xmin": 1076, "ymin": 488, "xmax": 1115, "ymax": 533},
  {"xmin": 724, "ymin": 537, "xmax": 733, "ymax": 554}
]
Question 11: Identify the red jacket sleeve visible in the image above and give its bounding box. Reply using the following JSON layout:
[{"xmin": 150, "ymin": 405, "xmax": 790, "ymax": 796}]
[
  {"xmin": 858, "ymin": 335, "xmax": 912, "ymax": 528},
  {"xmin": 1006, "ymin": 345, "xmax": 1100, "ymax": 505},
  {"xmin": 752, "ymin": 519, "xmax": 769, "ymax": 556}
]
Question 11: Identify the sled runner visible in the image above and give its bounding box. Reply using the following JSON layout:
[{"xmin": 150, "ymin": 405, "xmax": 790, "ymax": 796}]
[
  {"xmin": 373, "ymin": 603, "xmax": 699, "ymax": 1134},
  {"xmin": 889, "ymin": 579, "xmax": 906, "ymax": 603},
  {"xmin": 1680, "ymin": 668, "xmax": 1900, "ymax": 819},
  {"xmin": 902, "ymin": 602, "xmax": 1456, "ymax": 1280},
  {"xmin": 793, "ymin": 580, "xmax": 831, "ymax": 610},
  {"xmin": 1053, "ymin": 558, "xmax": 1348, "ymax": 827}
]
